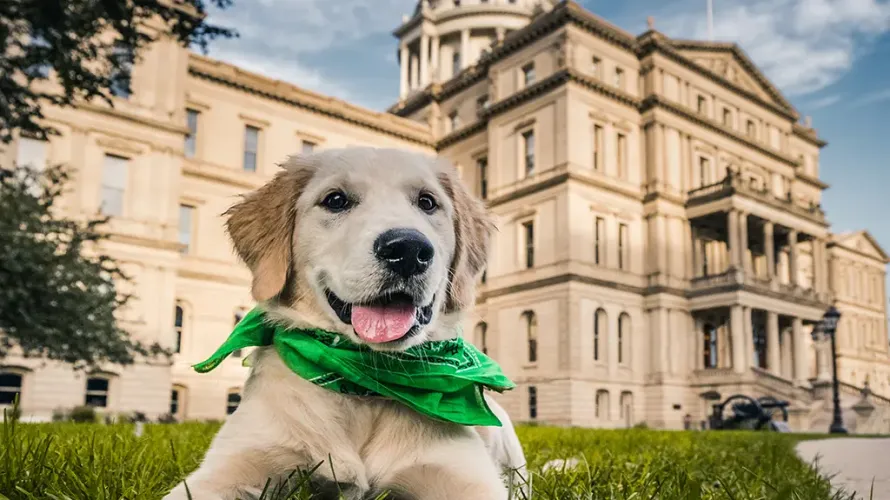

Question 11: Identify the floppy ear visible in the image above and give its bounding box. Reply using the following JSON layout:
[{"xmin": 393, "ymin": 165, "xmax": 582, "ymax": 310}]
[
  {"xmin": 224, "ymin": 157, "xmax": 314, "ymax": 302},
  {"xmin": 439, "ymin": 165, "xmax": 494, "ymax": 314}
]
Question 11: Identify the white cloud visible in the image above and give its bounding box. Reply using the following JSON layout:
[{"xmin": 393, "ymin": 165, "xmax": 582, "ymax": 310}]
[
  {"xmin": 203, "ymin": 0, "xmax": 415, "ymax": 106},
  {"xmin": 852, "ymin": 88, "xmax": 890, "ymax": 106},
  {"xmin": 656, "ymin": 0, "xmax": 890, "ymax": 96},
  {"xmin": 807, "ymin": 94, "xmax": 843, "ymax": 109}
]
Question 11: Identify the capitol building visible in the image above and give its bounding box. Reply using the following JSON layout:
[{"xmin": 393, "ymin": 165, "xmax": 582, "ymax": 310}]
[{"xmin": 2, "ymin": 0, "xmax": 889, "ymax": 431}]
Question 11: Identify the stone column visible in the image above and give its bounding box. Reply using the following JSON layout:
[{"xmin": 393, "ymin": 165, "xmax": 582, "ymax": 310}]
[
  {"xmin": 743, "ymin": 306, "xmax": 753, "ymax": 369},
  {"xmin": 731, "ymin": 305, "xmax": 745, "ymax": 374},
  {"xmin": 788, "ymin": 230, "xmax": 799, "ymax": 287},
  {"xmin": 460, "ymin": 29, "xmax": 470, "ymax": 69},
  {"xmin": 739, "ymin": 212, "xmax": 749, "ymax": 275},
  {"xmin": 496, "ymin": 27, "xmax": 505, "ymax": 42},
  {"xmin": 767, "ymin": 311, "xmax": 780, "ymax": 375},
  {"xmin": 816, "ymin": 339, "xmax": 831, "ymax": 381},
  {"xmin": 792, "ymin": 317, "xmax": 809, "ymax": 387},
  {"xmin": 419, "ymin": 34, "xmax": 430, "ymax": 86},
  {"xmin": 654, "ymin": 124, "xmax": 665, "ymax": 188},
  {"xmin": 764, "ymin": 221, "xmax": 776, "ymax": 282},
  {"xmin": 781, "ymin": 328, "xmax": 792, "ymax": 379},
  {"xmin": 430, "ymin": 36, "xmax": 440, "ymax": 83},
  {"xmin": 694, "ymin": 317, "xmax": 703, "ymax": 370},
  {"xmin": 728, "ymin": 210, "xmax": 740, "ymax": 269},
  {"xmin": 399, "ymin": 43, "xmax": 409, "ymax": 98},
  {"xmin": 410, "ymin": 53, "xmax": 419, "ymax": 90}
]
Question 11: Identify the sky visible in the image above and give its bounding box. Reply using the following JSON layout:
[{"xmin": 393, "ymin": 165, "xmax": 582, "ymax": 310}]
[{"xmin": 202, "ymin": 0, "xmax": 890, "ymax": 291}]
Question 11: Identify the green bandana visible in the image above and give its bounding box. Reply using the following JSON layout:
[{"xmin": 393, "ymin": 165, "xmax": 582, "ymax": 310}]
[{"xmin": 194, "ymin": 308, "xmax": 515, "ymax": 427}]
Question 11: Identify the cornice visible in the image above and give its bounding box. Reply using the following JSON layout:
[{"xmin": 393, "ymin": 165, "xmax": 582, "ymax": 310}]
[
  {"xmin": 796, "ymin": 171, "xmax": 830, "ymax": 190},
  {"xmin": 108, "ymin": 233, "xmax": 183, "ymax": 253},
  {"xmin": 792, "ymin": 123, "xmax": 828, "ymax": 148}
]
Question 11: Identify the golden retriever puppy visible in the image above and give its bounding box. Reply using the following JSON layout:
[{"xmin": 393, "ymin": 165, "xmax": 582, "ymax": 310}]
[{"xmin": 164, "ymin": 148, "xmax": 526, "ymax": 500}]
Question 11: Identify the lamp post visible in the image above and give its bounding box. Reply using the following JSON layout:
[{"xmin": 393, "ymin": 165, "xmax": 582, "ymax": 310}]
[{"xmin": 816, "ymin": 306, "xmax": 847, "ymax": 434}]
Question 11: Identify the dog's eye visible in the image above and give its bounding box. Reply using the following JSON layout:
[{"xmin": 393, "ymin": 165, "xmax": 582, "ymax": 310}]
[
  {"xmin": 418, "ymin": 193, "xmax": 438, "ymax": 213},
  {"xmin": 320, "ymin": 191, "xmax": 350, "ymax": 212}
]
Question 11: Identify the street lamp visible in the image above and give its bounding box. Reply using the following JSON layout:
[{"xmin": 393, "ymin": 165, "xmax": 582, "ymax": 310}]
[{"xmin": 817, "ymin": 306, "xmax": 847, "ymax": 434}]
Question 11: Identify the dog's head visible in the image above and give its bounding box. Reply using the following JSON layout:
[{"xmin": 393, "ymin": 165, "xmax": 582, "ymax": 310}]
[{"xmin": 225, "ymin": 147, "xmax": 492, "ymax": 351}]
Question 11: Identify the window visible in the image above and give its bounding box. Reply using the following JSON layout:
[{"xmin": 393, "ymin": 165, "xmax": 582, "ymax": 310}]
[
  {"xmin": 301, "ymin": 140, "xmax": 316, "ymax": 154},
  {"xmin": 618, "ymin": 223, "xmax": 628, "ymax": 270},
  {"xmin": 475, "ymin": 322, "xmax": 488, "ymax": 354},
  {"xmin": 448, "ymin": 111, "xmax": 460, "ymax": 132},
  {"xmin": 232, "ymin": 310, "xmax": 246, "ymax": 358},
  {"xmin": 746, "ymin": 119, "xmax": 756, "ymax": 138},
  {"xmin": 523, "ymin": 311, "xmax": 537, "ymax": 363},
  {"xmin": 170, "ymin": 388, "xmax": 180, "ymax": 416},
  {"xmin": 477, "ymin": 94, "xmax": 490, "ymax": 112},
  {"xmin": 452, "ymin": 52, "xmax": 461, "ymax": 75},
  {"xmin": 16, "ymin": 137, "xmax": 47, "ymax": 172},
  {"xmin": 226, "ymin": 389, "xmax": 241, "ymax": 415},
  {"xmin": 614, "ymin": 68, "xmax": 624, "ymax": 89},
  {"xmin": 185, "ymin": 109, "xmax": 199, "ymax": 158},
  {"xmin": 179, "ymin": 205, "xmax": 194, "ymax": 254},
  {"xmin": 528, "ymin": 386, "xmax": 537, "ymax": 420},
  {"xmin": 26, "ymin": 35, "xmax": 51, "ymax": 78},
  {"xmin": 703, "ymin": 323, "xmax": 718, "ymax": 368},
  {"xmin": 481, "ymin": 270, "xmax": 487, "ymax": 284},
  {"xmin": 454, "ymin": 0, "xmax": 460, "ymax": 5},
  {"xmin": 0, "ymin": 372, "xmax": 23, "ymax": 405},
  {"xmin": 174, "ymin": 304, "xmax": 184, "ymax": 354},
  {"xmin": 594, "ymin": 309, "xmax": 606, "ymax": 361},
  {"xmin": 522, "ymin": 63, "xmax": 536, "ymax": 86},
  {"xmin": 592, "ymin": 56, "xmax": 601, "ymax": 77},
  {"xmin": 109, "ymin": 43, "xmax": 134, "ymax": 99},
  {"xmin": 596, "ymin": 390, "xmax": 609, "ymax": 420},
  {"xmin": 243, "ymin": 125, "xmax": 260, "ymax": 172},
  {"xmin": 701, "ymin": 239, "xmax": 709, "ymax": 276},
  {"xmin": 522, "ymin": 129, "xmax": 535, "ymax": 176},
  {"xmin": 522, "ymin": 221, "xmax": 534, "ymax": 269},
  {"xmin": 698, "ymin": 157, "xmax": 710, "ymax": 187},
  {"xmin": 100, "ymin": 154, "xmax": 128, "ymax": 216},
  {"xmin": 594, "ymin": 217, "xmax": 605, "ymax": 265},
  {"xmin": 697, "ymin": 95, "xmax": 707, "ymax": 115},
  {"xmin": 616, "ymin": 133, "xmax": 627, "ymax": 179},
  {"xmin": 477, "ymin": 157, "xmax": 488, "ymax": 200},
  {"xmin": 722, "ymin": 108, "xmax": 732, "ymax": 127},
  {"xmin": 593, "ymin": 124, "xmax": 604, "ymax": 171},
  {"xmin": 618, "ymin": 313, "xmax": 630, "ymax": 365},
  {"xmin": 754, "ymin": 324, "xmax": 767, "ymax": 369},
  {"xmin": 85, "ymin": 377, "xmax": 110, "ymax": 407}
]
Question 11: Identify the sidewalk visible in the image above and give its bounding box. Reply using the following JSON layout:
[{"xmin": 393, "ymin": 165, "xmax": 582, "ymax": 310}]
[{"xmin": 796, "ymin": 438, "xmax": 890, "ymax": 499}]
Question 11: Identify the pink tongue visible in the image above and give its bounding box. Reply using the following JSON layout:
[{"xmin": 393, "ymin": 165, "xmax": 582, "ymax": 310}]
[{"xmin": 352, "ymin": 304, "xmax": 416, "ymax": 343}]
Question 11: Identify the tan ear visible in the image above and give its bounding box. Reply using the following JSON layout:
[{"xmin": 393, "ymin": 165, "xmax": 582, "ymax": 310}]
[
  {"xmin": 439, "ymin": 168, "xmax": 494, "ymax": 314},
  {"xmin": 224, "ymin": 158, "xmax": 314, "ymax": 302}
]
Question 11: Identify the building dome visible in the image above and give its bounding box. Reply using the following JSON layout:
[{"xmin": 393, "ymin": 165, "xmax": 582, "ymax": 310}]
[{"xmin": 396, "ymin": 0, "xmax": 556, "ymax": 100}]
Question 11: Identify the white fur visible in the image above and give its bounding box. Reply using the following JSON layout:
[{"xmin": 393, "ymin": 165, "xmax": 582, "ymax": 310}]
[{"xmin": 164, "ymin": 148, "xmax": 526, "ymax": 499}]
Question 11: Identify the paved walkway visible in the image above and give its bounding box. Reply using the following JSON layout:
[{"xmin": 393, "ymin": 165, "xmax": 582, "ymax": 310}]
[{"xmin": 796, "ymin": 438, "xmax": 890, "ymax": 499}]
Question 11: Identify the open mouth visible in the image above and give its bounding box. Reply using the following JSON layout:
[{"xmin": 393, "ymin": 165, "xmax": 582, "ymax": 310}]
[{"xmin": 325, "ymin": 289, "xmax": 433, "ymax": 344}]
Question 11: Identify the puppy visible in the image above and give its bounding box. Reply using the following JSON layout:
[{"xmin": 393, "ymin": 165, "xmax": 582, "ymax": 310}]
[{"xmin": 165, "ymin": 148, "xmax": 527, "ymax": 500}]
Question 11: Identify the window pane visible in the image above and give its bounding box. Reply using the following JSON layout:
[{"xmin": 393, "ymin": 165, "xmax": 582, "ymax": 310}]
[
  {"xmin": 477, "ymin": 157, "xmax": 488, "ymax": 199},
  {"xmin": 179, "ymin": 205, "xmax": 194, "ymax": 252},
  {"xmin": 0, "ymin": 373, "xmax": 22, "ymax": 405},
  {"xmin": 100, "ymin": 188, "xmax": 124, "ymax": 216},
  {"xmin": 244, "ymin": 126, "xmax": 259, "ymax": 171},
  {"xmin": 110, "ymin": 44, "xmax": 133, "ymax": 98},
  {"xmin": 302, "ymin": 141, "xmax": 316, "ymax": 154},
  {"xmin": 185, "ymin": 110, "xmax": 199, "ymax": 158},
  {"xmin": 16, "ymin": 137, "xmax": 47, "ymax": 171},
  {"xmin": 86, "ymin": 378, "xmax": 109, "ymax": 392},
  {"xmin": 101, "ymin": 155, "xmax": 128, "ymax": 216}
]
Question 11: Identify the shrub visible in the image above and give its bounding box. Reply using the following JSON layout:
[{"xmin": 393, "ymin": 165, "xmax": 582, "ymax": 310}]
[{"xmin": 68, "ymin": 405, "xmax": 97, "ymax": 423}]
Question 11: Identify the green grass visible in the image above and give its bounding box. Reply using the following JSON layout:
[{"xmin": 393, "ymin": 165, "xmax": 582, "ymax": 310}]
[{"xmin": 0, "ymin": 416, "xmax": 866, "ymax": 500}]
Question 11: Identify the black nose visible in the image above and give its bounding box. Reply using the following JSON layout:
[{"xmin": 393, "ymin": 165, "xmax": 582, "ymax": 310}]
[{"xmin": 374, "ymin": 228, "xmax": 435, "ymax": 278}]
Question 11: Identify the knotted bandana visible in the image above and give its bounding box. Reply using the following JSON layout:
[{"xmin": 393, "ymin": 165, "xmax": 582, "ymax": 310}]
[{"xmin": 193, "ymin": 308, "xmax": 515, "ymax": 426}]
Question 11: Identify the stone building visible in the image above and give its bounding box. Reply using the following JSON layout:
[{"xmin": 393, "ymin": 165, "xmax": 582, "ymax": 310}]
[{"xmin": 1, "ymin": 0, "xmax": 888, "ymax": 431}]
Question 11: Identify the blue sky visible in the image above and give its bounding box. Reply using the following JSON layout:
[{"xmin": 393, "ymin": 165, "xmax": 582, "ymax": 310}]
[{"xmin": 204, "ymin": 0, "xmax": 890, "ymax": 281}]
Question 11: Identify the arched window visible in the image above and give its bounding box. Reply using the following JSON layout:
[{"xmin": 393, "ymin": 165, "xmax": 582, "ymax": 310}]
[
  {"xmin": 703, "ymin": 324, "xmax": 718, "ymax": 369},
  {"xmin": 85, "ymin": 377, "xmax": 110, "ymax": 407},
  {"xmin": 595, "ymin": 390, "xmax": 610, "ymax": 420},
  {"xmin": 618, "ymin": 313, "xmax": 631, "ymax": 365},
  {"xmin": 174, "ymin": 304, "xmax": 184, "ymax": 354},
  {"xmin": 475, "ymin": 322, "xmax": 488, "ymax": 355},
  {"xmin": 226, "ymin": 388, "xmax": 241, "ymax": 415},
  {"xmin": 523, "ymin": 311, "xmax": 537, "ymax": 363},
  {"xmin": 0, "ymin": 372, "xmax": 23, "ymax": 405},
  {"xmin": 594, "ymin": 308, "xmax": 607, "ymax": 361}
]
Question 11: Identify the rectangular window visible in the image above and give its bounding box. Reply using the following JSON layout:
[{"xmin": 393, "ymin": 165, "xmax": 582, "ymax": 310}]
[
  {"xmin": 452, "ymin": 52, "xmax": 461, "ymax": 76},
  {"xmin": 179, "ymin": 204, "xmax": 194, "ymax": 254},
  {"xmin": 522, "ymin": 129, "xmax": 535, "ymax": 176},
  {"xmin": 109, "ymin": 43, "xmax": 134, "ymax": 99},
  {"xmin": 185, "ymin": 109, "xmax": 199, "ymax": 158},
  {"xmin": 699, "ymin": 157, "xmax": 710, "ymax": 187},
  {"xmin": 593, "ymin": 124, "xmax": 603, "ymax": 171},
  {"xmin": 477, "ymin": 156, "xmax": 488, "ymax": 200},
  {"xmin": 85, "ymin": 378, "xmax": 109, "ymax": 408},
  {"xmin": 697, "ymin": 95, "xmax": 707, "ymax": 115},
  {"xmin": 449, "ymin": 111, "xmax": 460, "ymax": 132},
  {"xmin": 614, "ymin": 67, "xmax": 624, "ymax": 89},
  {"xmin": 528, "ymin": 386, "xmax": 537, "ymax": 420},
  {"xmin": 523, "ymin": 221, "xmax": 534, "ymax": 269},
  {"xmin": 301, "ymin": 140, "xmax": 316, "ymax": 154},
  {"xmin": 722, "ymin": 108, "xmax": 732, "ymax": 127},
  {"xmin": 26, "ymin": 35, "xmax": 51, "ymax": 78},
  {"xmin": 618, "ymin": 223, "xmax": 628, "ymax": 270},
  {"xmin": 746, "ymin": 119, "xmax": 756, "ymax": 138},
  {"xmin": 16, "ymin": 137, "xmax": 47, "ymax": 172},
  {"xmin": 100, "ymin": 154, "xmax": 128, "ymax": 216},
  {"xmin": 595, "ymin": 217, "xmax": 605, "ymax": 265},
  {"xmin": 243, "ymin": 126, "xmax": 260, "ymax": 172},
  {"xmin": 522, "ymin": 63, "xmax": 535, "ymax": 86},
  {"xmin": 616, "ymin": 133, "xmax": 627, "ymax": 179},
  {"xmin": 477, "ymin": 94, "xmax": 490, "ymax": 113},
  {"xmin": 592, "ymin": 56, "xmax": 601, "ymax": 77}
]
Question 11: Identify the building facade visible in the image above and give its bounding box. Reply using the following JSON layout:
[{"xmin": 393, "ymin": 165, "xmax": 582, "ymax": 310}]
[{"xmin": 2, "ymin": 0, "xmax": 888, "ymax": 430}]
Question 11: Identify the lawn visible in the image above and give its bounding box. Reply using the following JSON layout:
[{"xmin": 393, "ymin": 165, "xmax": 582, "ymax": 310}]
[{"xmin": 0, "ymin": 418, "xmax": 862, "ymax": 500}]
